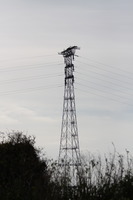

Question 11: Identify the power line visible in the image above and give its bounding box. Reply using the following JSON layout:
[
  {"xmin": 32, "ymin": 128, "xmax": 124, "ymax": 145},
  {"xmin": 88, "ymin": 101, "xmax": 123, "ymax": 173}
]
[
  {"xmin": 0, "ymin": 54, "xmax": 58, "ymax": 62},
  {"xmin": 0, "ymin": 52, "xmax": 133, "ymax": 108},
  {"xmin": 0, "ymin": 73, "xmax": 63, "ymax": 85},
  {"xmin": 75, "ymin": 87, "xmax": 133, "ymax": 107},
  {"xmin": 75, "ymin": 67, "xmax": 133, "ymax": 90},
  {"xmin": 0, "ymin": 62, "xmax": 63, "ymax": 72},
  {"xmin": 0, "ymin": 84, "xmax": 63, "ymax": 96},
  {"xmin": 76, "ymin": 82, "xmax": 133, "ymax": 102},
  {"xmin": 76, "ymin": 60, "xmax": 133, "ymax": 84},
  {"xmin": 79, "ymin": 55, "xmax": 133, "ymax": 76},
  {"xmin": 75, "ymin": 71, "xmax": 133, "ymax": 91},
  {"xmin": 75, "ymin": 76, "xmax": 133, "ymax": 98}
]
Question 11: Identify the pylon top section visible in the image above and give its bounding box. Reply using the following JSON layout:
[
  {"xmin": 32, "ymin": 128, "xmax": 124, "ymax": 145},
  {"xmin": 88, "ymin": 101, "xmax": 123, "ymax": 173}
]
[{"xmin": 59, "ymin": 46, "xmax": 80, "ymax": 59}]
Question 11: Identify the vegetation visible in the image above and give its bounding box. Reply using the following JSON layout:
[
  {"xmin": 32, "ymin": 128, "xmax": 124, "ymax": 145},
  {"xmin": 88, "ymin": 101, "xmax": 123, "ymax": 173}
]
[
  {"xmin": 0, "ymin": 132, "xmax": 133, "ymax": 200},
  {"xmin": 0, "ymin": 132, "xmax": 51, "ymax": 200}
]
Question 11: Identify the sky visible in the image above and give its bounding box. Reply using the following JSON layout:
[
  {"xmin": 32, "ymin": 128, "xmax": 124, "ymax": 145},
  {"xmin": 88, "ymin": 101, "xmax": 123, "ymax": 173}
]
[{"xmin": 0, "ymin": 0, "xmax": 133, "ymax": 158}]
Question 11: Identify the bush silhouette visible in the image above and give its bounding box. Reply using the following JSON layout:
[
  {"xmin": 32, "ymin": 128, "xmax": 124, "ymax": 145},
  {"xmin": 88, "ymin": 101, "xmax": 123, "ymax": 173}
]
[{"xmin": 0, "ymin": 132, "xmax": 50, "ymax": 200}]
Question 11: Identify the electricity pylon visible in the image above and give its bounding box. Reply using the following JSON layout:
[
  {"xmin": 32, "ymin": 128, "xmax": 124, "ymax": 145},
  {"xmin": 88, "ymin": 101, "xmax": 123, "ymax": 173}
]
[{"xmin": 58, "ymin": 46, "xmax": 81, "ymax": 186}]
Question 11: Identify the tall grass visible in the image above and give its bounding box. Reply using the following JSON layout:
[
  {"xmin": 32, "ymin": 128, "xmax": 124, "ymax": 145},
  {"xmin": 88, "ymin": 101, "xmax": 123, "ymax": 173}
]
[{"xmin": 50, "ymin": 149, "xmax": 133, "ymax": 200}]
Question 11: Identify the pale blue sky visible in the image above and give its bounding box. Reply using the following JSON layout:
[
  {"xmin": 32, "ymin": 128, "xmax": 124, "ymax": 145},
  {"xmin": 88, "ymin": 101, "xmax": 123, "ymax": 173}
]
[{"xmin": 0, "ymin": 0, "xmax": 133, "ymax": 158}]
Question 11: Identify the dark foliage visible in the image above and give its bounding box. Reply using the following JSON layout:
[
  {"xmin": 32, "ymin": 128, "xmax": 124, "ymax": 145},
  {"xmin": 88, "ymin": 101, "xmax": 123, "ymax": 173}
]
[
  {"xmin": 51, "ymin": 150, "xmax": 133, "ymax": 200},
  {"xmin": 0, "ymin": 132, "xmax": 50, "ymax": 200},
  {"xmin": 0, "ymin": 132, "xmax": 133, "ymax": 200}
]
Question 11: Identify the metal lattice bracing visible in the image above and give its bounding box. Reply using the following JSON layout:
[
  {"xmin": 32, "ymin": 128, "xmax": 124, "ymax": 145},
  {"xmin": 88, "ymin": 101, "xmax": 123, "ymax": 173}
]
[{"xmin": 58, "ymin": 46, "xmax": 81, "ymax": 186}]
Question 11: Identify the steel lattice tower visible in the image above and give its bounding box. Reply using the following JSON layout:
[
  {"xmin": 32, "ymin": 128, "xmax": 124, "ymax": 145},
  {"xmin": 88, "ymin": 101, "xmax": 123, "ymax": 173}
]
[{"xmin": 58, "ymin": 46, "xmax": 81, "ymax": 186}]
